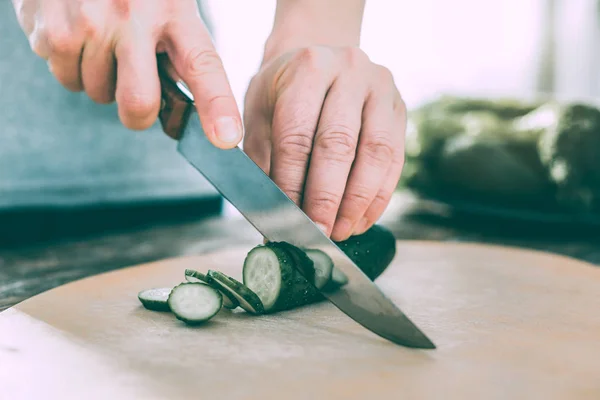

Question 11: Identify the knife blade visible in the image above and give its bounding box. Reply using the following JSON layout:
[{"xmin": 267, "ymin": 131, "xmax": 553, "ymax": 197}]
[{"xmin": 157, "ymin": 57, "xmax": 435, "ymax": 349}]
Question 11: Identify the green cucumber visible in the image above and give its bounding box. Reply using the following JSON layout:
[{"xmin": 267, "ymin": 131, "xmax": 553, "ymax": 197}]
[
  {"xmin": 184, "ymin": 269, "xmax": 207, "ymax": 283},
  {"xmin": 185, "ymin": 268, "xmax": 240, "ymax": 310},
  {"xmin": 266, "ymin": 242, "xmax": 317, "ymax": 283},
  {"xmin": 243, "ymin": 224, "xmax": 396, "ymax": 313},
  {"xmin": 138, "ymin": 287, "xmax": 172, "ymax": 312},
  {"xmin": 167, "ymin": 283, "xmax": 222, "ymax": 324},
  {"xmin": 331, "ymin": 267, "xmax": 349, "ymax": 286},
  {"xmin": 242, "ymin": 244, "xmax": 320, "ymax": 313},
  {"xmin": 206, "ymin": 270, "xmax": 264, "ymax": 315},
  {"xmin": 335, "ymin": 224, "xmax": 396, "ymax": 280},
  {"xmin": 304, "ymin": 249, "xmax": 334, "ymax": 289}
]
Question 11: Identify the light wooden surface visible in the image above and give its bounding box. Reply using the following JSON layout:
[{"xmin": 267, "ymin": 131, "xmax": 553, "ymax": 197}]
[{"xmin": 1, "ymin": 240, "xmax": 599, "ymax": 399}]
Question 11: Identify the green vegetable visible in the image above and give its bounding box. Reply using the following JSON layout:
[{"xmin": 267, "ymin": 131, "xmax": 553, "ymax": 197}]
[
  {"xmin": 243, "ymin": 224, "xmax": 397, "ymax": 313},
  {"xmin": 167, "ymin": 283, "xmax": 222, "ymax": 325},
  {"xmin": 184, "ymin": 269, "xmax": 207, "ymax": 283},
  {"xmin": 243, "ymin": 244, "xmax": 320, "ymax": 313},
  {"xmin": 335, "ymin": 224, "xmax": 396, "ymax": 281},
  {"xmin": 537, "ymin": 102, "xmax": 600, "ymax": 212},
  {"xmin": 185, "ymin": 268, "xmax": 239, "ymax": 309},
  {"xmin": 206, "ymin": 270, "xmax": 265, "ymax": 315},
  {"xmin": 138, "ymin": 287, "xmax": 172, "ymax": 312},
  {"xmin": 304, "ymin": 249, "xmax": 334, "ymax": 289}
]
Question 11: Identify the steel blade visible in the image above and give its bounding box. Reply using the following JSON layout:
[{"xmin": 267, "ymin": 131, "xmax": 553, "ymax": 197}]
[{"xmin": 177, "ymin": 112, "xmax": 435, "ymax": 349}]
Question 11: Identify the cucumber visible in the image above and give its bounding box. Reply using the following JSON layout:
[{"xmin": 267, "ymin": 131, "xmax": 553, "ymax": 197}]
[
  {"xmin": 304, "ymin": 249, "xmax": 334, "ymax": 289},
  {"xmin": 323, "ymin": 267, "xmax": 349, "ymax": 292},
  {"xmin": 206, "ymin": 270, "xmax": 265, "ymax": 315},
  {"xmin": 242, "ymin": 244, "xmax": 320, "ymax": 313},
  {"xmin": 185, "ymin": 268, "xmax": 240, "ymax": 310},
  {"xmin": 138, "ymin": 287, "xmax": 172, "ymax": 312},
  {"xmin": 335, "ymin": 224, "xmax": 396, "ymax": 280},
  {"xmin": 243, "ymin": 224, "xmax": 396, "ymax": 313},
  {"xmin": 184, "ymin": 269, "xmax": 207, "ymax": 283},
  {"xmin": 331, "ymin": 267, "xmax": 349, "ymax": 286},
  {"xmin": 266, "ymin": 241, "xmax": 317, "ymax": 283},
  {"xmin": 167, "ymin": 283, "xmax": 222, "ymax": 324}
]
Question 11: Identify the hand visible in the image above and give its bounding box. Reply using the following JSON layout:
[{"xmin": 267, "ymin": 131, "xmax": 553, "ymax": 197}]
[
  {"xmin": 11, "ymin": 0, "xmax": 243, "ymax": 148},
  {"xmin": 243, "ymin": 46, "xmax": 406, "ymax": 241}
]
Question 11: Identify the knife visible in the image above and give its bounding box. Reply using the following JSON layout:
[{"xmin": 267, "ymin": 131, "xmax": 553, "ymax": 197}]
[{"xmin": 156, "ymin": 56, "xmax": 435, "ymax": 349}]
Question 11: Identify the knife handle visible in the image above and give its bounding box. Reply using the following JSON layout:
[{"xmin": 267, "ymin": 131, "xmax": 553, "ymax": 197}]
[{"xmin": 157, "ymin": 54, "xmax": 194, "ymax": 140}]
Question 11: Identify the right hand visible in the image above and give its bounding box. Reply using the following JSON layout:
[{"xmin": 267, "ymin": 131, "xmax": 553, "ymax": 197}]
[{"xmin": 11, "ymin": 0, "xmax": 243, "ymax": 148}]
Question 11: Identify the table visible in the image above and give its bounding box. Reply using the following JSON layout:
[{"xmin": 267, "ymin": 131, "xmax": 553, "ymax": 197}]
[{"xmin": 1, "ymin": 190, "xmax": 599, "ymax": 312}]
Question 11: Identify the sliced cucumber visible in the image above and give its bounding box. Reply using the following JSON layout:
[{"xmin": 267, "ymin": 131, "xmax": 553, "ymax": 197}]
[
  {"xmin": 241, "ymin": 245, "xmax": 285, "ymax": 311},
  {"xmin": 185, "ymin": 268, "xmax": 239, "ymax": 310},
  {"xmin": 243, "ymin": 243, "xmax": 323, "ymax": 313},
  {"xmin": 331, "ymin": 267, "xmax": 349, "ymax": 286},
  {"xmin": 206, "ymin": 270, "xmax": 264, "ymax": 315},
  {"xmin": 184, "ymin": 269, "xmax": 207, "ymax": 283},
  {"xmin": 138, "ymin": 287, "xmax": 172, "ymax": 312},
  {"xmin": 167, "ymin": 282, "xmax": 222, "ymax": 325},
  {"xmin": 304, "ymin": 249, "xmax": 334, "ymax": 289},
  {"xmin": 267, "ymin": 241, "xmax": 316, "ymax": 283}
]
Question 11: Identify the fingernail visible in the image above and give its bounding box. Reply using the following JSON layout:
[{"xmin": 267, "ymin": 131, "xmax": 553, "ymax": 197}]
[{"xmin": 214, "ymin": 117, "xmax": 242, "ymax": 144}]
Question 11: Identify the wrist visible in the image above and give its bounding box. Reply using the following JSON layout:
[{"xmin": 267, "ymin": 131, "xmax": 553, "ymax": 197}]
[{"xmin": 263, "ymin": 0, "xmax": 365, "ymax": 63}]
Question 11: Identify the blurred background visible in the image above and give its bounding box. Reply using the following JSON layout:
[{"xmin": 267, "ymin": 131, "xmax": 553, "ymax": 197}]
[{"xmin": 1, "ymin": 0, "xmax": 599, "ymax": 247}]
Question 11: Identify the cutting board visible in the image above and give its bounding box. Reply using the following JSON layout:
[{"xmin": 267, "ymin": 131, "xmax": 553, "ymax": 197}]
[{"xmin": 1, "ymin": 241, "xmax": 599, "ymax": 400}]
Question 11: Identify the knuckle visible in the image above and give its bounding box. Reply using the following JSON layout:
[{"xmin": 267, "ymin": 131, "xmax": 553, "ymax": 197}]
[
  {"xmin": 344, "ymin": 186, "xmax": 374, "ymax": 210},
  {"xmin": 374, "ymin": 64, "xmax": 394, "ymax": 84},
  {"xmin": 373, "ymin": 189, "xmax": 393, "ymax": 208},
  {"xmin": 77, "ymin": 10, "xmax": 101, "ymax": 40},
  {"xmin": 46, "ymin": 29, "xmax": 78, "ymax": 55},
  {"xmin": 119, "ymin": 92, "xmax": 158, "ymax": 120},
  {"xmin": 310, "ymin": 189, "xmax": 342, "ymax": 213},
  {"xmin": 315, "ymin": 125, "xmax": 358, "ymax": 161},
  {"xmin": 274, "ymin": 127, "xmax": 314, "ymax": 163},
  {"xmin": 395, "ymin": 94, "xmax": 407, "ymax": 116},
  {"xmin": 344, "ymin": 47, "xmax": 368, "ymax": 67},
  {"xmin": 363, "ymin": 133, "xmax": 396, "ymax": 165},
  {"xmin": 292, "ymin": 47, "xmax": 331, "ymax": 72},
  {"xmin": 185, "ymin": 47, "xmax": 223, "ymax": 78}
]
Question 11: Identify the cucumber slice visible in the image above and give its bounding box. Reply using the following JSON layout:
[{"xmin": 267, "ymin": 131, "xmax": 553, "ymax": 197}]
[
  {"xmin": 304, "ymin": 249, "xmax": 334, "ymax": 289},
  {"xmin": 185, "ymin": 269, "xmax": 239, "ymax": 309},
  {"xmin": 138, "ymin": 287, "xmax": 172, "ymax": 312},
  {"xmin": 243, "ymin": 244, "xmax": 323, "ymax": 313},
  {"xmin": 167, "ymin": 282, "xmax": 222, "ymax": 325},
  {"xmin": 206, "ymin": 270, "xmax": 264, "ymax": 315},
  {"xmin": 331, "ymin": 267, "xmax": 349, "ymax": 286},
  {"xmin": 184, "ymin": 269, "xmax": 207, "ymax": 283}
]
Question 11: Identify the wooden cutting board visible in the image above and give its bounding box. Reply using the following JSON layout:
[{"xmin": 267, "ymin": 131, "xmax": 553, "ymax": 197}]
[{"xmin": 1, "ymin": 241, "xmax": 599, "ymax": 400}]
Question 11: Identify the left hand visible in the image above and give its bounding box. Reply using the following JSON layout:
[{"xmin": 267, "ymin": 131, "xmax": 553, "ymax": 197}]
[{"xmin": 243, "ymin": 46, "xmax": 406, "ymax": 242}]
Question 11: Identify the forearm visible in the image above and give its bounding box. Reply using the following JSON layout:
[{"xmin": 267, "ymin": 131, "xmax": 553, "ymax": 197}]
[{"xmin": 264, "ymin": 0, "xmax": 366, "ymax": 61}]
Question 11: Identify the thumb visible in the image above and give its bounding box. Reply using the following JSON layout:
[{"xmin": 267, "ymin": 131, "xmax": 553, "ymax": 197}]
[{"xmin": 164, "ymin": 18, "xmax": 242, "ymax": 149}]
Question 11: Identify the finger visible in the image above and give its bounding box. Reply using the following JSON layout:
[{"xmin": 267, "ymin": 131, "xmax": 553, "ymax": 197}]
[
  {"xmin": 269, "ymin": 73, "xmax": 333, "ymax": 207},
  {"xmin": 330, "ymin": 86, "xmax": 397, "ymax": 242},
  {"xmin": 301, "ymin": 75, "xmax": 367, "ymax": 236},
  {"xmin": 114, "ymin": 27, "xmax": 161, "ymax": 130},
  {"xmin": 81, "ymin": 38, "xmax": 116, "ymax": 104},
  {"xmin": 353, "ymin": 96, "xmax": 407, "ymax": 235},
  {"xmin": 243, "ymin": 114, "xmax": 272, "ymax": 174},
  {"xmin": 243, "ymin": 81, "xmax": 272, "ymax": 174},
  {"xmin": 164, "ymin": 15, "xmax": 242, "ymax": 149},
  {"xmin": 42, "ymin": 7, "xmax": 84, "ymax": 92},
  {"xmin": 12, "ymin": 0, "xmax": 37, "ymax": 36}
]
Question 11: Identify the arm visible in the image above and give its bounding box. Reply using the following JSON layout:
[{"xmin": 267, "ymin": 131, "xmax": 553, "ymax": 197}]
[{"xmin": 263, "ymin": 0, "xmax": 366, "ymax": 61}]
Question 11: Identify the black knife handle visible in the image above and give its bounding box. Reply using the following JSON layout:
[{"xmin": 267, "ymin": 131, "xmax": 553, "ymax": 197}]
[{"xmin": 157, "ymin": 54, "xmax": 194, "ymax": 140}]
